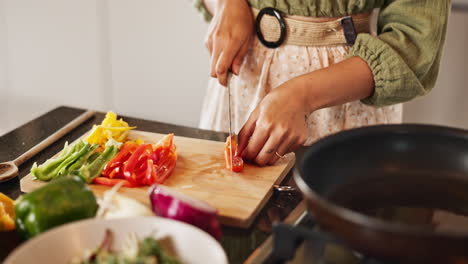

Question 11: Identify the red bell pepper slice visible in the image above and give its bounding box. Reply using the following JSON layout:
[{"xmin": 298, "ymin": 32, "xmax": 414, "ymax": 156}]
[
  {"xmin": 93, "ymin": 177, "xmax": 136, "ymax": 188},
  {"xmin": 225, "ymin": 135, "xmax": 244, "ymax": 172},
  {"xmin": 151, "ymin": 134, "xmax": 177, "ymax": 183},
  {"xmin": 107, "ymin": 166, "xmax": 121, "ymax": 179},
  {"xmin": 154, "ymin": 151, "xmax": 177, "ymax": 183},
  {"xmin": 102, "ymin": 141, "xmax": 138, "ymax": 177},
  {"xmin": 141, "ymin": 159, "xmax": 156, "ymax": 186},
  {"xmin": 123, "ymin": 143, "xmax": 153, "ymax": 175},
  {"xmin": 123, "ymin": 144, "xmax": 153, "ymax": 185},
  {"xmin": 106, "ymin": 142, "xmax": 138, "ymax": 168},
  {"xmin": 157, "ymin": 133, "xmax": 174, "ymax": 148},
  {"xmin": 151, "ymin": 135, "xmax": 174, "ymax": 160}
]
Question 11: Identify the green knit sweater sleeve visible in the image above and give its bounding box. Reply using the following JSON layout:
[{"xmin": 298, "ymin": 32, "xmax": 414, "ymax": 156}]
[
  {"xmin": 194, "ymin": 0, "xmax": 213, "ymax": 22},
  {"xmin": 349, "ymin": 0, "xmax": 450, "ymax": 107}
]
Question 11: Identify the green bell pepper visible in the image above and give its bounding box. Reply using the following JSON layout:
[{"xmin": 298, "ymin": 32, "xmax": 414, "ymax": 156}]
[{"xmin": 15, "ymin": 176, "xmax": 98, "ymax": 239}]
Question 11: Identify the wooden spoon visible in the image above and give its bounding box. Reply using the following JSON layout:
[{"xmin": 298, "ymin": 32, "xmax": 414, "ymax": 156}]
[{"xmin": 0, "ymin": 110, "xmax": 96, "ymax": 183}]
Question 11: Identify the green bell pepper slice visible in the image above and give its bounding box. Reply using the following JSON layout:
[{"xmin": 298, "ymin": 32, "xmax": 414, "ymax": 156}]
[
  {"xmin": 30, "ymin": 141, "xmax": 77, "ymax": 181},
  {"xmin": 31, "ymin": 141, "xmax": 101, "ymax": 181},
  {"xmin": 64, "ymin": 143, "xmax": 99, "ymax": 176},
  {"xmin": 77, "ymin": 145, "xmax": 119, "ymax": 183},
  {"xmin": 55, "ymin": 142, "xmax": 92, "ymax": 176}
]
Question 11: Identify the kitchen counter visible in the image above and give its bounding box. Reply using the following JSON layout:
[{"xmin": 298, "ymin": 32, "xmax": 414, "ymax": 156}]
[{"xmin": 0, "ymin": 106, "xmax": 303, "ymax": 263}]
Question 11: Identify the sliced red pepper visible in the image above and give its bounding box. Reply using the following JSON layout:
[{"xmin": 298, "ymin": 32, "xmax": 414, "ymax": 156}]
[
  {"xmin": 151, "ymin": 134, "xmax": 177, "ymax": 184},
  {"xmin": 97, "ymin": 134, "xmax": 177, "ymax": 187},
  {"xmin": 150, "ymin": 149, "xmax": 161, "ymax": 164},
  {"xmin": 157, "ymin": 133, "xmax": 174, "ymax": 149},
  {"xmin": 151, "ymin": 136, "xmax": 172, "ymax": 160},
  {"xmin": 141, "ymin": 159, "xmax": 156, "ymax": 186},
  {"xmin": 231, "ymin": 156, "xmax": 244, "ymax": 172},
  {"xmin": 123, "ymin": 144, "xmax": 152, "ymax": 175},
  {"xmin": 106, "ymin": 142, "xmax": 138, "ymax": 168},
  {"xmin": 102, "ymin": 141, "xmax": 138, "ymax": 177},
  {"xmin": 225, "ymin": 135, "xmax": 244, "ymax": 172},
  {"xmin": 107, "ymin": 166, "xmax": 121, "ymax": 179},
  {"xmin": 93, "ymin": 177, "xmax": 136, "ymax": 188},
  {"xmin": 154, "ymin": 151, "xmax": 177, "ymax": 183},
  {"xmin": 123, "ymin": 144, "xmax": 153, "ymax": 185},
  {"xmin": 105, "ymin": 162, "xmax": 129, "ymax": 179}
]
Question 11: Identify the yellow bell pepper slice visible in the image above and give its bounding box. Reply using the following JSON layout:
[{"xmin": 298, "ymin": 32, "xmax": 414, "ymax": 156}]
[
  {"xmin": 0, "ymin": 193, "xmax": 15, "ymax": 231},
  {"xmin": 85, "ymin": 112, "xmax": 136, "ymax": 147},
  {"xmin": 126, "ymin": 138, "xmax": 144, "ymax": 145}
]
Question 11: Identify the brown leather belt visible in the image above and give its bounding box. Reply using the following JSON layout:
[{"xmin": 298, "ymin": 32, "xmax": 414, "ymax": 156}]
[{"xmin": 253, "ymin": 7, "xmax": 371, "ymax": 48}]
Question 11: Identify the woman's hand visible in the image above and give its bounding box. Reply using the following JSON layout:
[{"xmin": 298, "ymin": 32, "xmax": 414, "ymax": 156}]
[
  {"xmin": 237, "ymin": 78, "xmax": 310, "ymax": 166},
  {"xmin": 205, "ymin": 0, "xmax": 253, "ymax": 86},
  {"xmin": 237, "ymin": 57, "xmax": 375, "ymax": 166}
]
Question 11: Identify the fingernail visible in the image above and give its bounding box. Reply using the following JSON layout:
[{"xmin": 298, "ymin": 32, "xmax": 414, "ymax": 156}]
[{"xmin": 233, "ymin": 64, "xmax": 240, "ymax": 75}]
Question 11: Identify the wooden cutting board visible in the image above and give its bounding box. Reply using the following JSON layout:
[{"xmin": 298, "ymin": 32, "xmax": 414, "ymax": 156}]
[{"xmin": 20, "ymin": 130, "xmax": 295, "ymax": 228}]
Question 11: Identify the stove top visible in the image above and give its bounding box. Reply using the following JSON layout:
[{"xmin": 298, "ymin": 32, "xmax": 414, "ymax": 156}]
[
  {"xmin": 268, "ymin": 217, "xmax": 387, "ymax": 264},
  {"xmin": 246, "ymin": 202, "xmax": 390, "ymax": 264}
]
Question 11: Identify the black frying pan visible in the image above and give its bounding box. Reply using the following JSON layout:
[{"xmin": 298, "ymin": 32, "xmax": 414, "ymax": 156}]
[{"xmin": 294, "ymin": 124, "xmax": 468, "ymax": 263}]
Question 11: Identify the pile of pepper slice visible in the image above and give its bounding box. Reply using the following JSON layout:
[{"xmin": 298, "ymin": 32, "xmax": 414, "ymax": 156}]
[
  {"xmin": 31, "ymin": 140, "xmax": 119, "ymax": 183},
  {"xmin": 94, "ymin": 134, "xmax": 177, "ymax": 187}
]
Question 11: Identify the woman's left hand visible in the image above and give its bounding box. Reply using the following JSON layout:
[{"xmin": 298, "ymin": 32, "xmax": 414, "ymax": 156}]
[
  {"xmin": 237, "ymin": 78, "xmax": 309, "ymax": 166},
  {"xmin": 236, "ymin": 57, "xmax": 375, "ymax": 166}
]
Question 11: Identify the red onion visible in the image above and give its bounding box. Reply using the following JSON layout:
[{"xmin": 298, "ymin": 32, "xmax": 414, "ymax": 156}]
[{"xmin": 149, "ymin": 185, "xmax": 223, "ymax": 240}]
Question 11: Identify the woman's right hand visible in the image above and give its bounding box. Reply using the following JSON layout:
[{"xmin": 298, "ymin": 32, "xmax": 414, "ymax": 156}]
[{"xmin": 205, "ymin": 0, "xmax": 253, "ymax": 86}]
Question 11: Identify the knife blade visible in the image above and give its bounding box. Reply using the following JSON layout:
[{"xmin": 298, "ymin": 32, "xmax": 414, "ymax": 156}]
[{"xmin": 227, "ymin": 72, "xmax": 234, "ymax": 171}]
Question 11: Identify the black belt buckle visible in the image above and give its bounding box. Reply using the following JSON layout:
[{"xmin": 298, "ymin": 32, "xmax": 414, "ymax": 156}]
[
  {"xmin": 255, "ymin": 7, "xmax": 286, "ymax": 49},
  {"xmin": 341, "ymin": 16, "xmax": 357, "ymax": 46}
]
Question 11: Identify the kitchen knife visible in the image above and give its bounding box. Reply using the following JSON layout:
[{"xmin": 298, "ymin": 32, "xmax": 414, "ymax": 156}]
[{"xmin": 227, "ymin": 72, "xmax": 234, "ymax": 170}]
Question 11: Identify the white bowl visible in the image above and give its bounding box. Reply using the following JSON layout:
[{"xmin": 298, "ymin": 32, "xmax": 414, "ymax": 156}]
[{"xmin": 5, "ymin": 216, "xmax": 228, "ymax": 264}]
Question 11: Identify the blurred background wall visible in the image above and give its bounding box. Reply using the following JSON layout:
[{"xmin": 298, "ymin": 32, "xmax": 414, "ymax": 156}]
[{"xmin": 0, "ymin": 0, "xmax": 467, "ymax": 136}]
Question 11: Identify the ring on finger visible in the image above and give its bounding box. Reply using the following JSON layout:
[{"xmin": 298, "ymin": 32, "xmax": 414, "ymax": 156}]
[{"xmin": 275, "ymin": 151, "xmax": 285, "ymax": 159}]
